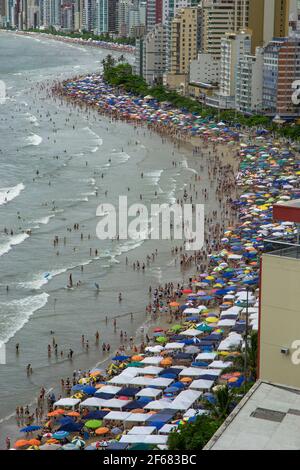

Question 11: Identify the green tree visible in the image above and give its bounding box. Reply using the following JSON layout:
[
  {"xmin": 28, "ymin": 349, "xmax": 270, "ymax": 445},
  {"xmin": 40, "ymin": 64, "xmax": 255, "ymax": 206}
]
[
  {"xmin": 204, "ymin": 385, "xmax": 237, "ymax": 421},
  {"xmin": 235, "ymin": 330, "xmax": 258, "ymax": 381},
  {"xmin": 168, "ymin": 415, "xmax": 221, "ymax": 450}
]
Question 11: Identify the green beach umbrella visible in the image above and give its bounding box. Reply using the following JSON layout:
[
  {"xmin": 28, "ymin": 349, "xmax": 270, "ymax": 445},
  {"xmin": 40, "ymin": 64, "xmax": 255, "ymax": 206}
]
[
  {"xmin": 126, "ymin": 362, "xmax": 144, "ymax": 367},
  {"xmin": 170, "ymin": 324, "xmax": 182, "ymax": 332},
  {"xmin": 156, "ymin": 336, "xmax": 167, "ymax": 344},
  {"xmin": 197, "ymin": 324, "xmax": 213, "ymax": 332},
  {"xmin": 85, "ymin": 420, "xmax": 103, "ymax": 429}
]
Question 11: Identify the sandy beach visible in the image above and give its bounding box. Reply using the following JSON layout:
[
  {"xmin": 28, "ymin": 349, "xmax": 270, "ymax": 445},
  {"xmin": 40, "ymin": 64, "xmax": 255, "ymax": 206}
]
[
  {"xmin": 0, "ymin": 33, "xmax": 241, "ymax": 448},
  {"xmin": 1, "ymin": 33, "xmax": 299, "ymax": 451}
]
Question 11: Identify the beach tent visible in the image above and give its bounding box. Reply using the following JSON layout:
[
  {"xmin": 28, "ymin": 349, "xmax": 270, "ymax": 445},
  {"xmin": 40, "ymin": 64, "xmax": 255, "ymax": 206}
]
[
  {"xmin": 96, "ymin": 385, "xmax": 122, "ymax": 395},
  {"xmin": 123, "ymin": 400, "xmax": 144, "ymax": 411},
  {"xmin": 158, "ymin": 424, "xmax": 178, "ymax": 434},
  {"xmin": 103, "ymin": 411, "xmax": 131, "ymax": 422},
  {"xmin": 108, "ymin": 369, "xmax": 140, "ymax": 385},
  {"xmin": 179, "ymin": 367, "xmax": 207, "ymax": 377},
  {"xmin": 117, "ymin": 387, "xmax": 140, "ymax": 397},
  {"xmin": 120, "ymin": 435, "xmax": 168, "ymax": 445},
  {"xmin": 106, "ymin": 442, "xmax": 129, "ymax": 450},
  {"xmin": 54, "ymin": 398, "xmax": 80, "ymax": 409},
  {"xmin": 141, "ymin": 356, "xmax": 163, "ymax": 365},
  {"xmin": 144, "ymin": 399, "xmax": 173, "ymax": 410},
  {"xmin": 218, "ymin": 332, "xmax": 242, "ymax": 351},
  {"xmin": 129, "ymin": 377, "xmax": 173, "ymax": 388},
  {"xmin": 195, "ymin": 352, "xmax": 217, "ymax": 361},
  {"xmin": 136, "ymin": 388, "xmax": 162, "ymax": 399},
  {"xmin": 124, "ymin": 413, "xmax": 151, "ymax": 424},
  {"xmin": 145, "ymin": 346, "xmax": 164, "ymax": 353},
  {"xmin": 59, "ymin": 422, "xmax": 83, "ymax": 433},
  {"xmin": 127, "ymin": 426, "xmax": 156, "ymax": 435},
  {"xmin": 164, "ymin": 342, "xmax": 185, "ymax": 350},
  {"xmin": 84, "ymin": 410, "xmax": 109, "ymax": 420},
  {"xmin": 145, "ymin": 411, "xmax": 176, "ymax": 429},
  {"xmin": 217, "ymin": 319, "xmax": 236, "ymax": 327},
  {"xmin": 181, "ymin": 329, "xmax": 203, "ymax": 337},
  {"xmin": 189, "ymin": 379, "xmax": 215, "ymax": 390},
  {"xmin": 166, "ymin": 390, "xmax": 202, "ymax": 410},
  {"xmin": 208, "ymin": 360, "xmax": 233, "ymax": 370},
  {"xmin": 199, "ymin": 369, "xmax": 222, "ymax": 379},
  {"xmin": 137, "ymin": 366, "xmax": 163, "ymax": 375},
  {"xmin": 79, "ymin": 398, "xmax": 105, "ymax": 408},
  {"xmin": 223, "ymin": 306, "xmax": 242, "ymax": 315}
]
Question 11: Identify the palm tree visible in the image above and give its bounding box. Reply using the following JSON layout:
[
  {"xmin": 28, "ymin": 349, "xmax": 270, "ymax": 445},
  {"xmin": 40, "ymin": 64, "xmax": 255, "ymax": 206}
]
[
  {"xmin": 204, "ymin": 385, "xmax": 237, "ymax": 421},
  {"xmin": 233, "ymin": 331, "xmax": 258, "ymax": 381}
]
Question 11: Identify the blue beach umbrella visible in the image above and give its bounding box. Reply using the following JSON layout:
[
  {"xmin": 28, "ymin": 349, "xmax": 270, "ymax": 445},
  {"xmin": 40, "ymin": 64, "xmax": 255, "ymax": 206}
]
[
  {"xmin": 81, "ymin": 385, "xmax": 96, "ymax": 395},
  {"xmin": 112, "ymin": 355, "xmax": 130, "ymax": 361},
  {"xmin": 20, "ymin": 425, "xmax": 42, "ymax": 433},
  {"xmin": 52, "ymin": 431, "xmax": 70, "ymax": 440}
]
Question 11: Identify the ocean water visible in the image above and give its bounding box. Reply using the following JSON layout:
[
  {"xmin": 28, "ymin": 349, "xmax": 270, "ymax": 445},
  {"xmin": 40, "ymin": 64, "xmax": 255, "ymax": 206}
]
[{"xmin": 0, "ymin": 32, "xmax": 219, "ymax": 440}]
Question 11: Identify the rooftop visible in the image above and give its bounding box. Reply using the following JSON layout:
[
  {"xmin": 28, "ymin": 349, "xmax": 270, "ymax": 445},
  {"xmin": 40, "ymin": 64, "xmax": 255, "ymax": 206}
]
[{"xmin": 204, "ymin": 381, "xmax": 300, "ymax": 450}]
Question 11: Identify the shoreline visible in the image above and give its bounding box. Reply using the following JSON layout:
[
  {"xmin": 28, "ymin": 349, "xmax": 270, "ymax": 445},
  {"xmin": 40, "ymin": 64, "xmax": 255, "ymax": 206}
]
[
  {"xmin": 0, "ymin": 72, "xmax": 239, "ymax": 447},
  {"xmin": 2, "ymin": 30, "xmax": 136, "ymax": 54}
]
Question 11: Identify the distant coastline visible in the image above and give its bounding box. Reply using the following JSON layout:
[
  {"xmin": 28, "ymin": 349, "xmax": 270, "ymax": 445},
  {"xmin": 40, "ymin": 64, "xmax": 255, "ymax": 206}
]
[{"xmin": 2, "ymin": 29, "xmax": 136, "ymax": 54}]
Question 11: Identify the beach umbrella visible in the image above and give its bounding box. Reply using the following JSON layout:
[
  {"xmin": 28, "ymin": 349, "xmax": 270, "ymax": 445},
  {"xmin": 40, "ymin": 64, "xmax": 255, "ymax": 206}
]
[
  {"xmin": 169, "ymin": 301, "xmax": 180, "ymax": 307},
  {"xmin": 14, "ymin": 440, "xmax": 30, "ymax": 448},
  {"xmin": 90, "ymin": 370, "xmax": 103, "ymax": 378},
  {"xmin": 46, "ymin": 439, "xmax": 60, "ymax": 444},
  {"xmin": 85, "ymin": 445, "xmax": 98, "ymax": 451},
  {"xmin": 127, "ymin": 361, "xmax": 144, "ymax": 367},
  {"xmin": 111, "ymin": 427, "xmax": 122, "ymax": 435},
  {"xmin": 112, "ymin": 355, "xmax": 130, "ymax": 361},
  {"xmin": 42, "ymin": 433, "xmax": 53, "ymax": 438},
  {"xmin": 62, "ymin": 443, "xmax": 79, "ymax": 450},
  {"xmin": 27, "ymin": 446, "xmax": 40, "ymax": 451},
  {"xmin": 39, "ymin": 444, "xmax": 61, "ymax": 450},
  {"xmin": 20, "ymin": 425, "xmax": 42, "ymax": 433},
  {"xmin": 82, "ymin": 385, "xmax": 97, "ymax": 395},
  {"xmin": 160, "ymin": 358, "xmax": 173, "ymax": 366},
  {"xmin": 170, "ymin": 324, "xmax": 182, "ymax": 332},
  {"xmin": 197, "ymin": 324, "xmax": 213, "ymax": 332},
  {"xmin": 66, "ymin": 411, "xmax": 80, "ymax": 417},
  {"xmin": 85, "ymin": 419, "xmax": 103, "ymax": 429},
  {"xmin": 27, "ymin": 439, "xmax": 41, "ymax": 446},
  {"xmin": 131, "ymin": 355, "xmax": 143, "ymax": 361},
  {"xmin": 52, "ymin": 431, "xmax": 70, "ymax": 440},
  {"xmin": 71, "ymin": 437, "xmax": 85, "ymax": 449},
  {"xmin": 95, "ymin": 427, "xmax": 110, "ymax": 435},
  {"xmin": 156, "ymin": 336, "xmax": 167, "ymax": 343},
  {"xmin": 180, "ymin": 377, "xmax": 193, "ymax": 383}
]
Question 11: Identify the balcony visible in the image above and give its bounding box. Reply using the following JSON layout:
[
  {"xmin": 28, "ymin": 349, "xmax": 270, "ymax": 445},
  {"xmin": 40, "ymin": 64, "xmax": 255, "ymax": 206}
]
[{"xmin": 263, "ymin": 239, "xmax": 300, "ymax": 259}]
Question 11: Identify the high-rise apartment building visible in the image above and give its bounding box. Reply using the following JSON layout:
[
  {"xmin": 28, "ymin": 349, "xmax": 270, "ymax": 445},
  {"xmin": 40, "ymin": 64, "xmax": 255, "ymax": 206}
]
[
  {"xmin": 108, "ymin": 0, "xmax": 118, "ymax": 33},
  {"xmin": 146, "ymin": 0, "xmax": 162, "ymax": 31},
  {"xmin": 219, "ymin": 30, "xmax": 252, "ymax": 99},
  {"xmin": 201, "ymin": 0, "xmax": 249, "ymax": 59},
  {"xmin": 142, "ymin": 22, "xmax": 167, "ymax": 83},
  {"xmin": 248, "ymin": 0, "xmax": 290, "ymax": 53},
  {"xmin": 263, "ymin": 35, "xmax": 300, "ymax": 117},
  {"xmin": 95, "ymin": 0, "xmax": 108, "ymax": 34},
  {"xmin": 236, "ymin": 46, "xmax": 264, "ymax": 113},
  {"xmin": 169, "ymin": 6, "xmax": 200, "ymax": 75}
]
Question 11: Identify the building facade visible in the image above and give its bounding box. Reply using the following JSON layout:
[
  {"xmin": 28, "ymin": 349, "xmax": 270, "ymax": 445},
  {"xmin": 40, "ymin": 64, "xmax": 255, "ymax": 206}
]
[
  {"xmin": 189, "ymin": 52, "xmax": 220, "ymax": 85},
  {"xmin": 236, "ymin": 46, "xmax": 264, "ymax": 113},
  {"xmin": 263, "ymin": 36, "xmax": 300, "ymax": 117}
]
